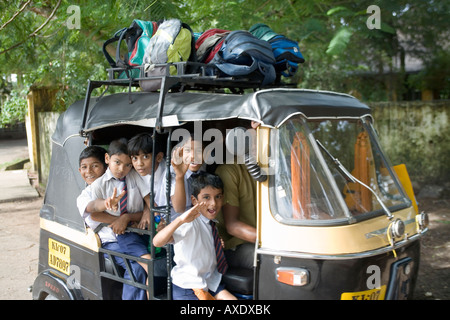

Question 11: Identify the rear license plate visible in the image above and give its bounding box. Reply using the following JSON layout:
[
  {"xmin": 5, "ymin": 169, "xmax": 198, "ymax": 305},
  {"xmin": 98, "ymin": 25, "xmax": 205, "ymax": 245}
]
[
  {"xmin": 48, "ymin": 238, "xmax": 71, "ymax": 276},
  {"xmin": 341, "ymin": 285, "xmax": 386, "ymax": 300}
]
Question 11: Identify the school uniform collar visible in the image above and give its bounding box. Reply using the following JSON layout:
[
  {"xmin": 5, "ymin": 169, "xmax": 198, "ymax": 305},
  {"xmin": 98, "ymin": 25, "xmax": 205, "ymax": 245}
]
[
  {"xmin": 104, "ymin": 168, "xmax": 116, "ymax": 181},
  {"xmin": 104, "ymin": 168, "xmax": 130, "ymax": 182},
  {"xmin": 199, "ymin": 214, "xmax": 218, "ymax": 225},
  {"xmin": 186, "ymin": 163, "xmax": 207, "ymax": 179}
]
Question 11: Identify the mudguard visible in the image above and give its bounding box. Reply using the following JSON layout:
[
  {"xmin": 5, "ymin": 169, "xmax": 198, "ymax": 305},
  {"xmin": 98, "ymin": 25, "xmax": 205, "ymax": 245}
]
[{"xmin": 32, "ymin": 270, "xmax": 82, "ymax": 300}]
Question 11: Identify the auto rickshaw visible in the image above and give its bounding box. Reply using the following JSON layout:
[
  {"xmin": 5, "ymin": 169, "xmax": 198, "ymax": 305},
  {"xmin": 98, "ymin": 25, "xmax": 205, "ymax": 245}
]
[{"xmin": 31, "ymin": 62, "xmax": 428, "ymax": 300}]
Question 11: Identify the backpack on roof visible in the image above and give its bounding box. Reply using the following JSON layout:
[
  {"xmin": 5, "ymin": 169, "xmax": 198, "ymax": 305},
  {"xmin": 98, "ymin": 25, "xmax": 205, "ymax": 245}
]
[
  {"xmin": 208, "ymin": 30, "xmax": 276, "ymax": 86},
  {"xmin": 249, "ymin": 23, "xmax": 305, "ymax": 78},
  {"xmin": 140, "ymin": 18, "xmax": 196, "ymax": 91},
  {"xmin": 195, "ymin": 28, "xmax": 230, "ymax": 64},
  {"xmin": 103, "ymin": 19, "xmax": 158, "ymax": 79}
]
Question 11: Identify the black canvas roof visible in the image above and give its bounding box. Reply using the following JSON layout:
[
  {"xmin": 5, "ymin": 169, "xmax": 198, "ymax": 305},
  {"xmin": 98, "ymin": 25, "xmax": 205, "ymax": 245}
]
[{"xmin": 53, "ymin": 88, "xmax": 371, "ymax": 145}]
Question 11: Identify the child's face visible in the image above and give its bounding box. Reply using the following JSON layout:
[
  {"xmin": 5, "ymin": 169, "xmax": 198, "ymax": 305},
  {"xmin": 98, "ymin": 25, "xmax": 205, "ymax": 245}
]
[
  {"xmin": 105, "ymin": 153, "xmax": 133, "ymax": 180},
  {"xmin": 131, "ymin": 151, "xmax": 164, "ymax": 176},
  {"xmin": 191, "ymin": 186, "xmax": 223, "ymax": 220},
  {"xmin": 79, "ymin": 157, "xmax": 106, "ymax": 185},
  {"xmin": 183, "ymin": 139, "xmax": 204, "ymax": 172}
]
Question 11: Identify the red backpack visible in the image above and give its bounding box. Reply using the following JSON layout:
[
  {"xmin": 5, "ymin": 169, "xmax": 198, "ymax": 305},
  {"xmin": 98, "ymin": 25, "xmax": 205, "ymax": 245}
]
[{"xmin": 195, "ymin": 28, "xmax": 230, "ymax": 63}]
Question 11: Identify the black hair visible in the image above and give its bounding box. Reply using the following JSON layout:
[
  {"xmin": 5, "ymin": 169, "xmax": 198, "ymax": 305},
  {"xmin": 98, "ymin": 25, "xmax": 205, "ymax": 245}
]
[
  {"xmin": 79, "ymin": 146, "xmax": 107, "ymax": 167},
  {"xmin": 190, "ymin": 171, "xmax": 224, "ymax": 199},
  {"xmin": 108, "ymin": 138, "xmax": 128, "ymax": 156},
  {"xmin": 128, "ymin": 132, "xmax": 153, "ymax": 156},
  {"xmin": 128, "ymin": 132, "xmax": 163, "ymax": 156}
]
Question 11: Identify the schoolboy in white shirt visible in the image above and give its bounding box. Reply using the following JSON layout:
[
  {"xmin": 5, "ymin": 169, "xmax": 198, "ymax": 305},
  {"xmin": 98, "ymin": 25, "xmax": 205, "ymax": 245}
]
[
  {"xmin": 84, "ymin": 138, "xmax": 151, "ymax": 300},
  {"xmin": 153, "ymin": 172, "xmax": 236, "ymax": 300}
]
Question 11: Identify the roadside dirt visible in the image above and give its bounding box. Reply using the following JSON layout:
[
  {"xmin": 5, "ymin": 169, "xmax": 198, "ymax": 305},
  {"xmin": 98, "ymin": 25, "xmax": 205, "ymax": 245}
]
[
  {"xmin": 0, "ymin": 197, "xmax": 42, "ymax": 300},
  {"xmin": 0, "ymin": 195, "xmax": 448, "ymax": 300},
  {"xmin": 414, "ymin": 197, "xmax": 450, "ymax": 300}
]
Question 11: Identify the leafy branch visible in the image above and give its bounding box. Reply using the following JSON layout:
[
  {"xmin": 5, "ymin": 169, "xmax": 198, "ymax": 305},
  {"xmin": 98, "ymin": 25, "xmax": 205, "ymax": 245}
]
[{"xmin": 0, "ymin": 0, "xmax": 61, "ymax": 55}]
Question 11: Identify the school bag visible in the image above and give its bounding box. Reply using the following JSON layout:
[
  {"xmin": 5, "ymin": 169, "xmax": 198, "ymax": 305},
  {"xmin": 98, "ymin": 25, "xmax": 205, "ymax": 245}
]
[
  {"xmin": 140, "ymin": 18, "xmax": 196, "ymax": 91},
  {"xmin": 103, "ymin": 19, "xmax": 158, "ymax": 79},
  {"xmin": 248, "ymin": 23, "xmax": 278, "ymax": 41},
  {"xmin": 249, "ymin": 23, "xmax": 305, "ymax": 78},
  {"xmin": 208, "ymin": 30, "xmax": 276, "ymax": 86},
  {"xmin": 195, "ymin": 28, "xmax": 230, "ymax": 64}
]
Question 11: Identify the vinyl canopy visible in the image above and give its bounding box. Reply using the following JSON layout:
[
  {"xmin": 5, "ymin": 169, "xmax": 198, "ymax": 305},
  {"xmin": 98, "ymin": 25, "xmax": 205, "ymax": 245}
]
[{"xmin": 53, "ymin": 88, "xmax": 371, "ymax": 145}]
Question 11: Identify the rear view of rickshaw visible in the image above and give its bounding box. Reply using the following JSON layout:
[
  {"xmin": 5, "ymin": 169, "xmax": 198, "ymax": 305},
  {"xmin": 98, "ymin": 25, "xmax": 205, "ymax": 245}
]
[{"xmin": 31, "ymin": 66, "xmax": 427, "ymax": 300}]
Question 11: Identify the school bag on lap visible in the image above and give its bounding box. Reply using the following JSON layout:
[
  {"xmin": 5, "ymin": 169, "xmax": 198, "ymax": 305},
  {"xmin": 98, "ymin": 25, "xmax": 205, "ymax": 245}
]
[
  {"xmin": 208, "ymin": 30, "xmax": 276, "ymax": 86},
  {"xmin": 249, "ymin": 23, "xmax": 305, "ymax": 78},
  {"xmin": 103, "ymin": 19, "xmax": 158, "ymax": 79},
  {"xmin": 140, "ymin": 18, "xmax": 196, "ymax": 91}
]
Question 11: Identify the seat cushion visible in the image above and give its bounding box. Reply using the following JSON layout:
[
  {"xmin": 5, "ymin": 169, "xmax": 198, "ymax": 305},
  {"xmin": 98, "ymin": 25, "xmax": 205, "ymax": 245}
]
[{"xmin": 222, "ymin": 267, "xmax": 253, "ymax": 295}]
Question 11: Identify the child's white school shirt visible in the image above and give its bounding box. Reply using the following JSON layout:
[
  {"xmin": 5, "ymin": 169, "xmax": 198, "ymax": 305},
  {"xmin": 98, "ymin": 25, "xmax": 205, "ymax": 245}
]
[
  {"xmin": 89, "ymin": 168, "xmax": 149, "ymax": 215},
  {"xmin": 171, "ymin": 214, "xmax": 222, "ymax": 292},
  {"xmin": 142, "ymin": 159, "xmax": 171, "ymax": 208},
  {"xmin": 77, "ymin": 185, "xmax": 116, "ymax": 244}
]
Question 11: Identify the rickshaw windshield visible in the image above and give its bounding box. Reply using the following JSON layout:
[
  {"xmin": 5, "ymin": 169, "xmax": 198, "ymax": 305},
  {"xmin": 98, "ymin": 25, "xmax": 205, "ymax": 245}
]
[
  {"xmin": 269, "ymin": 117, "xmax": 348, "ymax": 225},
  {"xmin": 269, "ymin": 116, "xmax": 410, "ymax": 225}
]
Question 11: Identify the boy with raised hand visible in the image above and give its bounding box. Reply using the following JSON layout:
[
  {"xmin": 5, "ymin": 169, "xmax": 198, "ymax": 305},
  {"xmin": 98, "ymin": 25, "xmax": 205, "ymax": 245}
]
[
  {"xmin": 153, "ymin": 171, "xmax": 236, "ymax": 300},
  {"xmin": 170, "ymin": 132, "xmax": 207, "ymax": 217},
  {"xmin": 84, "ymin": 138, "xmax": 152, "ymax": 300}
]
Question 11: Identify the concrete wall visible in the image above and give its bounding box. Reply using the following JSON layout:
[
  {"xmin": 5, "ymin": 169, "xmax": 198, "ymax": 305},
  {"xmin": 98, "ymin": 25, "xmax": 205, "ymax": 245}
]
[
  {"xmin": 370, "ymin": 100, "xmax": 450, "ymax": 184},
  {"xmin": 38, "ymin": 112, "xmax": 61, "ymax": 186}
]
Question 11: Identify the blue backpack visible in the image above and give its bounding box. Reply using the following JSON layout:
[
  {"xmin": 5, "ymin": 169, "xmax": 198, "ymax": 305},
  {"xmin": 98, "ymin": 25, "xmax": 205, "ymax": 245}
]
[
  {"xmin": 209, "ymin": 30, "xmax": 276, "ymax": 86},
  {"xmin": 269, "ymin": 35, "xmax": 305, "ymax": 77},
  {"xmin": 249, "ymin": 24, "xmax": 305, "ymax": 77}
]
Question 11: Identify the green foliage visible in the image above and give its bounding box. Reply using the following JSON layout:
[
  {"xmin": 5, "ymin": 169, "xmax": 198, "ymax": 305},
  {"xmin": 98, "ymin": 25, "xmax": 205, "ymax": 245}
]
[
  {"xmin": 0, "ymin": 0, "xmax": 448, "ymax": 127},
  {"xmin": 326, "ymin": 27, "xmax": 353, "ymax": 55},
  {"xmin": 0, "ymin": 88, "xmax": 28, "ymax": 127}
]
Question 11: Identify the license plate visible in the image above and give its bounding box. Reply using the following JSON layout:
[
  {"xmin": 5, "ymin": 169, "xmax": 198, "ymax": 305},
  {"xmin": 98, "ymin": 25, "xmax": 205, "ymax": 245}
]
[
  {"xmin": 48, "ymin": 238, "xmax": 71, "ymax": 276},
  {"xmin": 341, "ymin": 285, "xmax": 386, "ymax": 300}
]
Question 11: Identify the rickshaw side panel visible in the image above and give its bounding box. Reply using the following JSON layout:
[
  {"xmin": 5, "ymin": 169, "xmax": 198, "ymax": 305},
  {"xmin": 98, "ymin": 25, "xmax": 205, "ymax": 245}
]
[
  {"xmin": 256, "ymin": 239, "xmax": 420, "ymax": 300},
  {"xmin": 34, "ymin": 226, "xmax": 106, "ymax": 300},
  {"xmin": 41, "ymin": 139, "xmax": 86, "ymax": 231}
]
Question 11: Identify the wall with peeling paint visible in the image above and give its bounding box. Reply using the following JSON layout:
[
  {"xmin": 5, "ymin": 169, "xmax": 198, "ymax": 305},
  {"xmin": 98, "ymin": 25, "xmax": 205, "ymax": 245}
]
[{"xmin": 370, "ymin": 101, "xmax": 450, "ymax": 184}]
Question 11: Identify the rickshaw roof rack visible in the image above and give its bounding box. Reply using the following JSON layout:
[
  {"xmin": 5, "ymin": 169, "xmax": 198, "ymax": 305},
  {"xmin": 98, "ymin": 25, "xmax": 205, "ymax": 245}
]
[
  {"xmin": 104, "ymin": 61, "xmax": 295, "ymax": 93},
  {"xmin": 80, "ymin": 61, "xmax": 298, "ymax": 135}
]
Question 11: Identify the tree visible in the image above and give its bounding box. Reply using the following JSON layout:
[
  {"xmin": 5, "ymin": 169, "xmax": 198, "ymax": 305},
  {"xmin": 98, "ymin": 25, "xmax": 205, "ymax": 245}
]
[{"xmin": 0, "ymin": 0, "xmax": 448, "ymax": 127}]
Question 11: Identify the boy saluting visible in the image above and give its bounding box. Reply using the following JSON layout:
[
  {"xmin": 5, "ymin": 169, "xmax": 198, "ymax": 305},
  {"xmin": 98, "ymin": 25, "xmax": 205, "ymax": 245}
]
[{"xmin": 153, "ymin": 172, "xmax": 236, "ymax": 300}]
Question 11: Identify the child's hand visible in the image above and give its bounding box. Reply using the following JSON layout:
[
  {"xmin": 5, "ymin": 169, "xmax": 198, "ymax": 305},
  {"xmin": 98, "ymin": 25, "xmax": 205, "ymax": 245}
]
[
  {"xmin": 105, "ymin": 187, "xmax": 126, "ymax": 212},
  {"xmin": 156, "ymin": 218, "xmax": 167, "ymax": 232},
  {"xmin": 109, "ymin": 215, "xmax": 129, "ymax": 234},
  {"xmin": 137, "ymin": 207, "xmax": 151, "ymax": 229},
  {"xmin": 179, "ymin": 202, "xmax": 206, "ymax": 224},
  {"xmin": 171, "ymin": 147, "xmax": 189, "ymax": 176}
]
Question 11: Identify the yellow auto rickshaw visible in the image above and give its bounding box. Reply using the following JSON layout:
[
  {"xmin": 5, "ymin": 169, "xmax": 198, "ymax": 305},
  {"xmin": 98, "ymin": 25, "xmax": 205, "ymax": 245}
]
[{"xmin": 32, "ymin": 63, "xmax": 427, "ymax": 300}]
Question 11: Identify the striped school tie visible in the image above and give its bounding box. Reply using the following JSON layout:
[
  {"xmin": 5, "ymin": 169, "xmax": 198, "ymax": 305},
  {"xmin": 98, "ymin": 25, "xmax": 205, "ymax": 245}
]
[
  {"xmin": 210, "ymin": 220, "xmax": 228, "ymax": 274},
  {"xmin": 119, "ymin": 177, "xmax": 127, "ymax": 215}
]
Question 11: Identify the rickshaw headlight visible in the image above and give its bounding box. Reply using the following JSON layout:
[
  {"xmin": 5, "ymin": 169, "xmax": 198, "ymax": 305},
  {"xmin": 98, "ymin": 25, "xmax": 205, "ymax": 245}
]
[
  {"xmin": 390, "ymin": 219, "xmax": 405, "ymax": 239},
  {"xmin": 276, "ymin": 267, "xmax": 309, "ymax": 287},
  {"xmin": 417, "ymin": 212, "xmax": 429, "ymax": 229}
]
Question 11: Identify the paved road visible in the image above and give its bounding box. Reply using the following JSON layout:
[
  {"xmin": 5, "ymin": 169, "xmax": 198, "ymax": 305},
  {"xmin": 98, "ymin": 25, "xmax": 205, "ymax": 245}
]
[
  {"xmin": 0, "ymin": 137, "xmax": 41, "ymax": 299},
  {"xmin": 0, "ymin": 198, "xmax": 42, "ymax": 300},
  {"xmin": 0, "ymin": 138, "xmax": 39, "ymax": 203}
]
